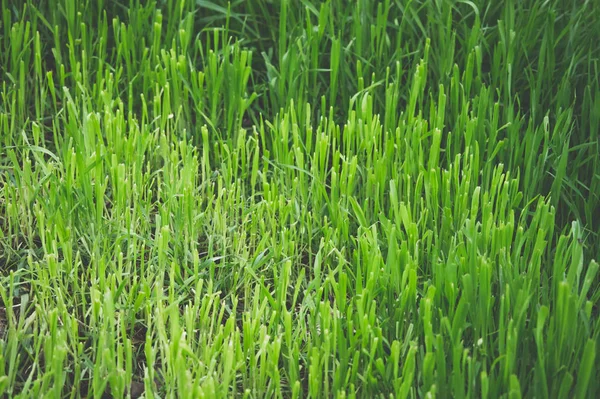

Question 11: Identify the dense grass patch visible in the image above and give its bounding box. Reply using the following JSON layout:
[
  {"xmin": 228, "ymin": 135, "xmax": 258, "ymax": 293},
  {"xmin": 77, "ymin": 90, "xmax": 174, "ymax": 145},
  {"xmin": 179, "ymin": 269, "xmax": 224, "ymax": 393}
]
[{"xmin": 1, "ymin": 0, "xmax": 599, "ymax": 397}]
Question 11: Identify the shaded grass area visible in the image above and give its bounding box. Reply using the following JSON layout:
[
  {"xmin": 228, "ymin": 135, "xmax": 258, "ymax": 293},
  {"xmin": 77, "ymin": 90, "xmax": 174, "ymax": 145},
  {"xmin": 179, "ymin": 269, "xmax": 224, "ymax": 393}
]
[{"xmin": 1, "ymin": 0, "xmax": 599, "ymax": 397}]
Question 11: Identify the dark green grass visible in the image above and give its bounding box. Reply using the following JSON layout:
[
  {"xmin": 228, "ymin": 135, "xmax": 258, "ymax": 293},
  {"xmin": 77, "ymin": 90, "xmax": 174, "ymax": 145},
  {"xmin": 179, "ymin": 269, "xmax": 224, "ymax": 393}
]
[{"xmin": 0, "ymin": 0, "xmax": 599, "ymax": 398}]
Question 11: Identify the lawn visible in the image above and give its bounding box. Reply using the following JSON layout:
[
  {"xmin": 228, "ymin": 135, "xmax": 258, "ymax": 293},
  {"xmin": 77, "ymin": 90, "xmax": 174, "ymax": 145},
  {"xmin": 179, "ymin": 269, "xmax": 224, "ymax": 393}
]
[{"xmin": 0, "ymin": 0, "xmax": 599, "ymax": 398}]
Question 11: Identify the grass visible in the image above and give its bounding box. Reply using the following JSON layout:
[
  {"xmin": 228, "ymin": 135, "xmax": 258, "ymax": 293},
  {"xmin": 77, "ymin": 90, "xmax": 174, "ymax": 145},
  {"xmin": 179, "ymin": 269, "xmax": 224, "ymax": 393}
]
[{"xmin": 0, "ymin": 0, "xmax": 599, "ymax": 397}]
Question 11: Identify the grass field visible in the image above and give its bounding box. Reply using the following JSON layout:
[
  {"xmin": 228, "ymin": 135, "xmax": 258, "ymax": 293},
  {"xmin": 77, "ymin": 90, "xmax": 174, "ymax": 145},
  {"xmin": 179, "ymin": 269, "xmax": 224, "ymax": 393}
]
[{"xmin": 1, "ymin": 0, "xmax": 599, "ymax": 397}]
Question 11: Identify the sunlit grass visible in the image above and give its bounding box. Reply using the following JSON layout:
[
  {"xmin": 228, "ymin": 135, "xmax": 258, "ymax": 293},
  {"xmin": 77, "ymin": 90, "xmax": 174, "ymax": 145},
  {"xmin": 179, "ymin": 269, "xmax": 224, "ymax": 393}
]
[{"xmin": 0, "ymin": 0, "xmax": 599, "ymax": 398}]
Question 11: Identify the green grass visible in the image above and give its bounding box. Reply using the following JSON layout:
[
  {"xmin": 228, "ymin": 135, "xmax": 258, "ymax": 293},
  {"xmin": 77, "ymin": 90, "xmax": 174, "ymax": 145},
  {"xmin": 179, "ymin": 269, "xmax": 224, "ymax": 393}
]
[{"xmin": 0, "ymin": 0, "xmax": 599, "ymax": 397}]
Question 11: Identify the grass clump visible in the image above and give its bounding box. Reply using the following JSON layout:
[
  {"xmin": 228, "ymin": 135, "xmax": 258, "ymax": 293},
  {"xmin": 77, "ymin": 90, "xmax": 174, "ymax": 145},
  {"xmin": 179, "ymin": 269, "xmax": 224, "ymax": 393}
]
[{"xmin": 0, "ymin": 0, "xmax": 599, "ymax": 398}]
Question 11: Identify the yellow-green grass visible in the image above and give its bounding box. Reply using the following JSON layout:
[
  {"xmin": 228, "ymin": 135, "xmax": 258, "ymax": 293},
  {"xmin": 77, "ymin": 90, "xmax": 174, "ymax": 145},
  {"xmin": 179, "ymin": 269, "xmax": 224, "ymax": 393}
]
[{"xmin": 0, "ymin": 0, "xmax": 599, "ymax": 397}]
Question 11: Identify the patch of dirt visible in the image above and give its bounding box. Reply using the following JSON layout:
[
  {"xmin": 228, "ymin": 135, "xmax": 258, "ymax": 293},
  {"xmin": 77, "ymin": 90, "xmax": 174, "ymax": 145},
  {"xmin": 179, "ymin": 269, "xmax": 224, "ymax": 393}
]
[{"xmin": 0, "ymin": 305, "xmax": 6, "ymax": 340}]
